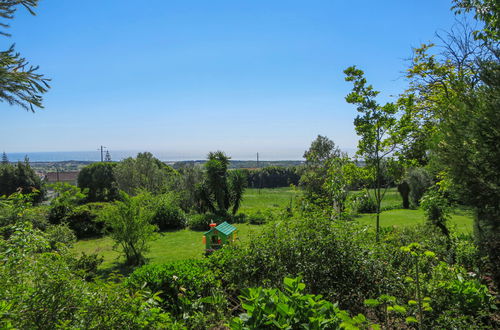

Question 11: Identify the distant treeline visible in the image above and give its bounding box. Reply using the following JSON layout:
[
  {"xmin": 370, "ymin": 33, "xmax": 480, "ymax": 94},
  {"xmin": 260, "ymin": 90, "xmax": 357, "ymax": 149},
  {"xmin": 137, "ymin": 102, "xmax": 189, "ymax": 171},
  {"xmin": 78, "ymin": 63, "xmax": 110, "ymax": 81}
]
[
  {"xmin": 173, "ymin": 160, "xmax": 303, "ymax": 170},
  {"xmin": 242, "ymin": 166, "xmax": 300, "ymax": 188}
]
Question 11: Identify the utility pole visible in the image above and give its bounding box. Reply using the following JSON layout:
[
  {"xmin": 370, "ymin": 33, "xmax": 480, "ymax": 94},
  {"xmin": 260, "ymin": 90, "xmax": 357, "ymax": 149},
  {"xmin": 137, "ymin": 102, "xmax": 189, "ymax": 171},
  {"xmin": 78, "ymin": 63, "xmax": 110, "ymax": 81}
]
[{"xmin": 98, "ymin": 146, "xmax": 107, "ymax": 162}]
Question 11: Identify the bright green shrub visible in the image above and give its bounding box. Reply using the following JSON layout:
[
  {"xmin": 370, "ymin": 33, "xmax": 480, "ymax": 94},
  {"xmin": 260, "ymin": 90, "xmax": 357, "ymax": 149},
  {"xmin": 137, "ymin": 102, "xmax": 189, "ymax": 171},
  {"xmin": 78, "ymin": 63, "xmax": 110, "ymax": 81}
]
[
  {"xmin": 45, "ymin": 223, "xmax": 76, "ymax": 250},
  {"xmin": 150, "ymin": 194, "xmax": 187, "ymax": 231},
  {"xmin": 230, "ymin": 276, "xmax": 350, "ymax": 329},
  {"xmin": 126, "ymin": 259, "xmax": 220, "ymax": 315},
  {"xmin": 0, "ymin": 223, "xmax": 181, "ymax": 329},
  {"xmin": 210, "ymin": 217, "xmax": 385, "ymax": 313},
  {"xmin": 351, "ymin": 190, "xmax": 377, "ymax": 213},
  {"xmin": 247, "ymin": 210, "xmax": 268, "ymax": 225}
]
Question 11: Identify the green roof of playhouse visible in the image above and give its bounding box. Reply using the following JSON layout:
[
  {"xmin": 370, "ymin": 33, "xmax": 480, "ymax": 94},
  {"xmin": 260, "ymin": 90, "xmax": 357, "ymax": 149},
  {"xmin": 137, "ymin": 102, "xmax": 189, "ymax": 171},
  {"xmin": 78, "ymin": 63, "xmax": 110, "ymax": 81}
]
[{"xmin": 204, "ymin": 221, "xmax": 236, "ymax": 236}]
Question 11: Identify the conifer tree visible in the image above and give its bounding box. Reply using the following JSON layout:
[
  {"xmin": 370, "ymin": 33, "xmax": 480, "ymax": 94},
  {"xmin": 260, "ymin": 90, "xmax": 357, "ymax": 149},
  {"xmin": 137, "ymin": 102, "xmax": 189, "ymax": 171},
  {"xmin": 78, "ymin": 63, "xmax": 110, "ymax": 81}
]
[
  {"xmin": 0, "ymin": 0, "xmax": 49, "ymax": 112},
  {"xmin": 1, "ymin": 151, "xmax": 8, "ymax": 164},
  {"xmin": 104, "ymin": 150, "xmax": 112, "ymax": 162}
]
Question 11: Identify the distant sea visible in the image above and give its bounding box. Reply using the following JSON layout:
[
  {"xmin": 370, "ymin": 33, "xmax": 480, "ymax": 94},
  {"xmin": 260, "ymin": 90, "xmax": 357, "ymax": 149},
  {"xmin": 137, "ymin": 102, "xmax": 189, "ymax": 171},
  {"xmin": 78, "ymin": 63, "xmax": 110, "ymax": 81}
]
[{"xmin": 4, "ymin": 151, "xmax": 207, "ymax": 162}]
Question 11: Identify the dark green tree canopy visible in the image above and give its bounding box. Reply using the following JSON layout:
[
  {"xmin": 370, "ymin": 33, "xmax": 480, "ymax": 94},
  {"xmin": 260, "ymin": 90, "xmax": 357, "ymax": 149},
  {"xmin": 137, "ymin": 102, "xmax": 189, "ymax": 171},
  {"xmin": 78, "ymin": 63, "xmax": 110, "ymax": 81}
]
[
  {"xmin": 0, "ymin": 157, "xmax": 44, "ymax": 202},
  {"xmin": 77, "ymin": 162, "xmax": 119, "ymax": 202}
]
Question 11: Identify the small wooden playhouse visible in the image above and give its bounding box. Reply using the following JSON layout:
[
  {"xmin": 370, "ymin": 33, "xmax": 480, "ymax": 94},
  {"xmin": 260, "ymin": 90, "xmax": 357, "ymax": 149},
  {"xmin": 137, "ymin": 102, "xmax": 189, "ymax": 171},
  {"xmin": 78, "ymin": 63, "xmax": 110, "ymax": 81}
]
[{"xmin": 203, "ymin": 222, "xmax": 237, "ymax": 254}]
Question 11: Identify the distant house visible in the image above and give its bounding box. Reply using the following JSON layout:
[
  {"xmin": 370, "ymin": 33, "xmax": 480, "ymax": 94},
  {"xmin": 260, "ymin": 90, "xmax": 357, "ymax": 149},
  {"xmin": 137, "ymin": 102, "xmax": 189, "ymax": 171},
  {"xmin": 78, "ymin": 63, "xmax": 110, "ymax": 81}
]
[{"xmin": 44, "ymin": 171, "xmax": 79, "ymax": 185}]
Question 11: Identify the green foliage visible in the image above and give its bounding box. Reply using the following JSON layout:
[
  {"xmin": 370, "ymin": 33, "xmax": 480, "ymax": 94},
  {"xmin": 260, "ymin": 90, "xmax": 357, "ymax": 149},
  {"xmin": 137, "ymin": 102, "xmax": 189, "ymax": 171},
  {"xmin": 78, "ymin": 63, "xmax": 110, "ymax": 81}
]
[
  {"xmin": 149, "ymin": 193, "xmax": 187, "ymax": 231},
  {"xmin": 245, "ymin": 166, "xmax": 300, "ymax": 189},
  {"xmin": 247, "ymin": 210, "xmax": 269, "ymax": 225},
  {"xmin": 0, "ymin": 158, "xmax": 45, "ymax": 203},
  {"xmin": 428, "ymin": 262, "xmax": 495, "ymax": 316},
  {"xmin": 406, "ymin": 167, "xmax": 433, "ymax": 207},
  {"xmin": 209, "ymin": 217, "xmax": 385, "ymax": 312},
  {"xmin": 299, "ymin": 135, "xmax": 342, "ymax": 204},
  {"xmin": 70, "ymin": 252, "xmax": 104, "ymax": 281},
  {"xmin": 126, "ymin": 259, "xmax": 220, "ymax": 316},
  {"xmin": 77, "ymin": 162, "xmax": 119, "ymax": 202},
  {"xmin": 350, "ymin": 189, "xmax": 377, "ymax": 214},
  {"xmin": 0, "ymin": 191, "xmax": 48, "ymax": 232},
  {"xmin": 323, "ymin": 155, "xmax": 357, "ymax": 219},
  {"xmin": 45, "ymin": 223, "xmax": 76, "ymax": 250},
  {"xmin": 344, "ymin": 66, "xmax": 400, "ymax": 241},
  {"xmin": 421, "ymin": 187, "xmax": 451, "ymax": 237},
  {"xmin": 187, "ymin": 212, "xmax": 229, "ymax": 231},
  {"xmin": 114, "ymin": 152, "xmax": 177, "ymax": 195},
  {"xmin": 0, "ymin": 223, "xmax": 180, "ymax": 328},
  {"xmin": 195, "ymin": 151, "xmax": 247, "ymax": 216},
  {"xmin": 98, "ymin": 192, "xmax": 157, "ymax": 265},
  {"xmin": 230, "ymin": 276, "xmax": 348, "ymax": 329}
]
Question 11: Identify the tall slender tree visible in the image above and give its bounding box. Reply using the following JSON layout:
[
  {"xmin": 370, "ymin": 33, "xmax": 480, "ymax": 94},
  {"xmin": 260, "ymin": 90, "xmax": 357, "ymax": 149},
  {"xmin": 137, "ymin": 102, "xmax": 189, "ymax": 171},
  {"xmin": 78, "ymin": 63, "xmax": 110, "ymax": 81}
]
[{"xmin": 344, "ymin": 66, "xmax": 399, "ymax": 241}]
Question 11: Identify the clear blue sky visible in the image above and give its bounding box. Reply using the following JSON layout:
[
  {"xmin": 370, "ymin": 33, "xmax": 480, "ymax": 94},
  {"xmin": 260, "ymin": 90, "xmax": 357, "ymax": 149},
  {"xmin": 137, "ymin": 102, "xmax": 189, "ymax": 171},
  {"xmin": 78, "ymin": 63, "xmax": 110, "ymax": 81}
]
[{"xmin": 1, "ymin": 0, "xmax": 461, "ymax": 160}]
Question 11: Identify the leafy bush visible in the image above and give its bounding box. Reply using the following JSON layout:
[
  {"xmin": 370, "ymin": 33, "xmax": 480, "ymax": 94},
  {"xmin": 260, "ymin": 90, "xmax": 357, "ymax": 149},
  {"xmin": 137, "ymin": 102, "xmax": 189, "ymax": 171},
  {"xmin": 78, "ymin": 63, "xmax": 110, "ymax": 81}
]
[
  {"xmin": 98, "ymin": 193, "xmax": 157, "ymax": 266},
  {"xmin": 210, "ymin": 216, "xmax": 385, "ymax": 313},
  {"xmin": 150, "ymin": 194, "xmax": 187, "ymax": 231},
  {"xmin": 0, "ymin": 223, "xmax": 180, "ymax": 329},
  {"xmin": 126, "ymin": 259, "xmax": 220, "ymax": 316},
  {"xmin": 407, "ymin": 167, "xmax": 432, "ymax": 207},
  {"xmin": 230, "ymin": 276, "xmax": 349, "ymax": 329},
  {"xmin": 45, "ymin": 223, "xmax": 76, "ymax": 250},
  {"xmin": 247, "ymin": 210, "xmax": 268, "ymax": 225},
  {"xmin": 187, "ymin": 213, "xmax": 231, "ymax": 231},
  {"xmin": 69, "ymin": 252, "xmax": 104, "ymax": 281},
  {"xmin": 351, "ymin": 190, "xmax": 377, "ymax": 213},
  {"xmin": 421, "ymin": 187, "xmax": 451, "ymax": 236}
]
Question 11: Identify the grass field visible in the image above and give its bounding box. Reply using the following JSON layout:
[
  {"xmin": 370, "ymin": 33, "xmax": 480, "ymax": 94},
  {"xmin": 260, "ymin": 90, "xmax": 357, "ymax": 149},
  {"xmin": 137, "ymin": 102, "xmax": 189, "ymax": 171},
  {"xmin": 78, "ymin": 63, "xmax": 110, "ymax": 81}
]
[
  {"xmin": 356, "ymin": 208, "xmax": 474, "ymax": 234},
  {"xmin": 238, "ymin": 187, "xmax": 300, "ymax": 214},
  {"xmin": 74, "ymin": 223, "xmax": 263, "ymax": 274},
  {"xmin": 72, "ymin": 186, "xmax": 474, "ymax": 273}
]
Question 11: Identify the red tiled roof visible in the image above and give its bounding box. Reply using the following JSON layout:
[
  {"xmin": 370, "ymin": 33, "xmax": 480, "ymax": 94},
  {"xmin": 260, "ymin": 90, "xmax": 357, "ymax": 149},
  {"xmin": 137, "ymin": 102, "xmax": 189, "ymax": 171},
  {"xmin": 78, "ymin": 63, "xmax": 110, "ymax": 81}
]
[{"xmin": 45, "ymin": 171, "xmax": 79, "ymax": 182}]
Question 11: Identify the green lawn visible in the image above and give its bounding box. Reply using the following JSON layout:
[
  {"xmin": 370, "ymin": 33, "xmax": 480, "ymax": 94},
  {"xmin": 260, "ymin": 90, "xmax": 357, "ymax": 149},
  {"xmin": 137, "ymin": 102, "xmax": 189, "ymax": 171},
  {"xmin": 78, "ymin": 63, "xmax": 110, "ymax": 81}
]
[
  {"xmin": 355, "ymin": 207, "xmax": 474, "ymax": 233},
  {"xmin": 73, "ymin": 223, "xmax": 263, "ymax": 274},
  {"xmin": 238, "ymin": 187, "xmax": 300, "ymax": 214}
]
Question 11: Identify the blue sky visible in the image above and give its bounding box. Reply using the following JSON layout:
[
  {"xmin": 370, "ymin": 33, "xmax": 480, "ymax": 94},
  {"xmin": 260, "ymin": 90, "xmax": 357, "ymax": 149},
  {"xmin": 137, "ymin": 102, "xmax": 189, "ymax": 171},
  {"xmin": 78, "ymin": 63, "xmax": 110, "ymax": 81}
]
[{"xmin": 1, "ymin": 0, "xmax": 461, "ymax": 160}]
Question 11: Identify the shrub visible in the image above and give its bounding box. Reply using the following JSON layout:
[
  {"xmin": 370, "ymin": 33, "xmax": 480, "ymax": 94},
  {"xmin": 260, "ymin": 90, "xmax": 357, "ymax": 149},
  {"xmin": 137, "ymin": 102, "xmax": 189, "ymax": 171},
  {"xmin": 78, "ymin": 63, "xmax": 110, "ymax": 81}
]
[
  {"xmin": 126, "ymin": 259, "xmax": 220, "ymax": 315},
  {"xmin": 210, "ymin": 217, "xmax": 385, "ymax": 313},
  {"xmin": 247, "ymin": 210, "xmax": 268, "ymax": 225},
  {"xmin": 0, "ymin": 223, "xmax": 180, "ymax": 329},
  {"xmin": 45, "ymin": 223, "xmax": 76, "ymax": 250},
  {"xmin": 352, "ymin": 190, "xmax": 377, "ymax": 213},
  {"xmin": 98, "ymin": 193, "xmax": 157, "ymax": 266},
  {"xmin": 69, "ymin": 252, "xmax": 104, "ymax": 281},
  {"xmin": 150, "ymin": 194, "xmax": 187, "ymax": 231},
  {"xmin": 49, "ymin": 202, "xmax": 106, "ymax": 239},
  {"xmin": 230, "ymin": 276, "xmax": 349, "ymax": 329},
  {"xmin": 421, "ymin": 187, "xmax": 451, "ymax": 237},
  {"xmin": 407, "ymin": 167, "xmax": 433, "ymax": 207},
  {"xmin": 188, "ymin": 213, "xmax": 230, "ymax": 231}
]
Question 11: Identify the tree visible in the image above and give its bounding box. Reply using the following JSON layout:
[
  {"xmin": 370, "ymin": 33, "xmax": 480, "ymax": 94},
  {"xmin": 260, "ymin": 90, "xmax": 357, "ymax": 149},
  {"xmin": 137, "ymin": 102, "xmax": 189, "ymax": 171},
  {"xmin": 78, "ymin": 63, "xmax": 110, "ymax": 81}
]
[
  {"xmin": 98, "ymin": 192, "xmax": 157, "ymax": 266},
  {"xmin": 77, "ymin": 162, "xmax": 119, "ymax": 202},
  {"xmin": 299, "ymin": 135, "xmax": 342, "ymax": 205},
  {"xmin": 104, "ymin": 151, "xmax": 111, "ymax": 162},
  {"xmin": 0, "ymin": 0, "xmax": 49, "ymax": 111},
  {"xmin": 196, "ymin": 151, "xmax": 247, "ymax": 216},
  {"xmin": 0, "ymin": 156, "xmax": 44, "ymax": 203},
  {"xmin": 344, "ymin": 66, "xmax": 399, "ymax": 241},
  {"xmin": 1, "ymin": 152, "xmax": 8, "ymax": 164},
  {"xmin": 114, "ymin": 152, "xmax": 176, "ymax": 195},
  {"xmin": 402, "ymin": 0, "xmax": 500, "ymax": 284}
]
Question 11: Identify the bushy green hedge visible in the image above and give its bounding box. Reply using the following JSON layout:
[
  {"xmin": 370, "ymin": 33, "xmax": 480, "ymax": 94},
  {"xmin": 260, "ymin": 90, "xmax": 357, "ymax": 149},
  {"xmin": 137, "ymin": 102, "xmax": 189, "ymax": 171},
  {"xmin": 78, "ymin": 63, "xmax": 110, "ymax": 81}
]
[
  {"xmin": 150, "ymin": 196, "xmax": 187, "ymax": 231},
  {"xmin": 126, "ymin": 259, "xmax": 220, "ymax": 315}
]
